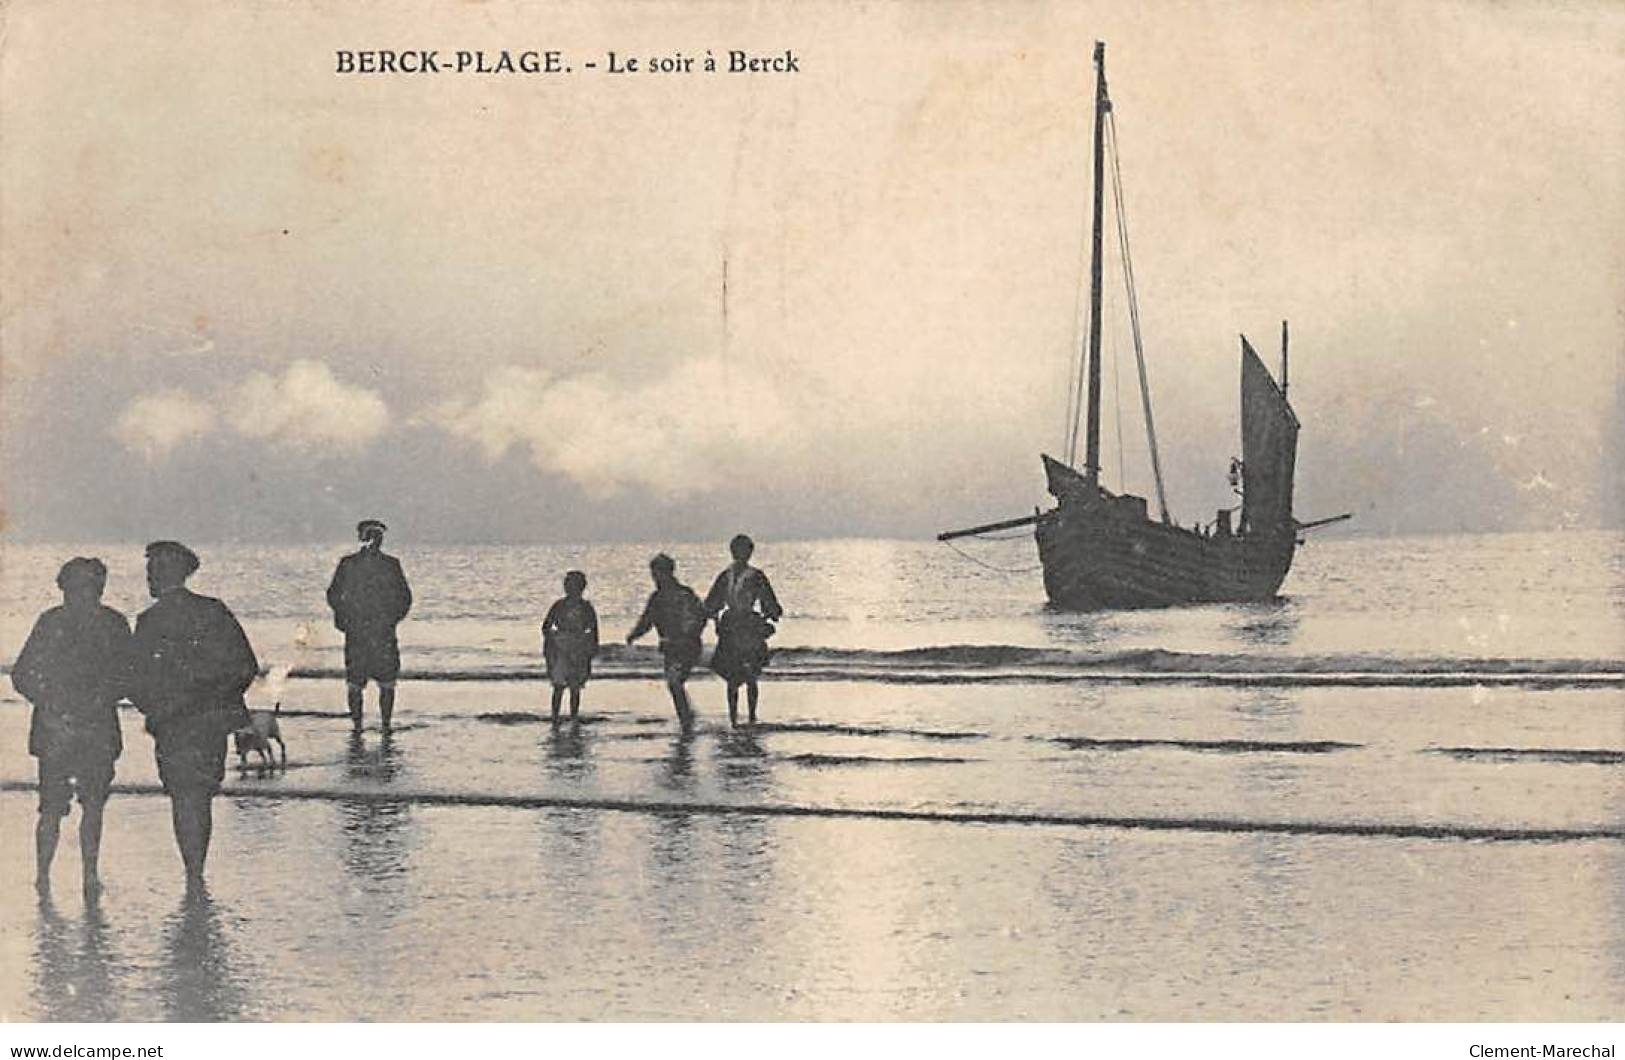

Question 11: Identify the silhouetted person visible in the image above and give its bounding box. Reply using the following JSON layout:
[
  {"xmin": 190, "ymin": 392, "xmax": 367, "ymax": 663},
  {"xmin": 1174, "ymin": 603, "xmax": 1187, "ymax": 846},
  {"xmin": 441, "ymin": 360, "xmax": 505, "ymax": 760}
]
[
  {"xmin": 327, "ymin": 519, "xmax": 413, "ymax": 731},
  {"xmin": 12, "ymin": 557, "xmax": 131, "ymax": 898},
  {"xmin": 129, "ymin": 541, "xmax": 258, "ymax": 893},
  {"xmin": 704, "ymin": 534, "xmax": 783, "ymax": 727},
  {"xmin": 542, "ymin": 570, "xmax": 599, "ymax": 724},
  {"xmin": 626, "ymin": 554, "xmax": 706, "ymax": 728}
]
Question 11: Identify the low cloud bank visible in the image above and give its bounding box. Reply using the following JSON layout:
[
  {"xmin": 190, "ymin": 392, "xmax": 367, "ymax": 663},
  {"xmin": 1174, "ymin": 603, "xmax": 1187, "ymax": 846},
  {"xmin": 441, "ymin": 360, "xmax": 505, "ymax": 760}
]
[
  {"xmin": 115, "ymin": 359, "xmax": 389, "ymax": 459},
  {"xmin": 431, "ymin": 358, "xmax": 793, "ymax": 498}
]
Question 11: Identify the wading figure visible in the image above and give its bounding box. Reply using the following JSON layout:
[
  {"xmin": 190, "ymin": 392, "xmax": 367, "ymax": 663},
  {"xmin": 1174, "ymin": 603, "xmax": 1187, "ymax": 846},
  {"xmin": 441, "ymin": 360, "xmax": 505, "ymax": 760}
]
[
  {"xmin": 326, "ymin": 519, "xmax": 413, "ymax": 732},
  {"xmin": 129, "ymin": 542, "xmax": 258, "ymax": 893},
  {"xmin": 542, "ymin": 570, "xmax": 599, "ymax": 724},
  {"xmin": 626, "ymin": 554, "xmax": 706, "ymax": 729},
  {"xmin": 704, "ymin": 534, "xmax": 783, "ymax": 727},
  {"xmin": 12, "ymin": 558, "xmax": 131, "ymax": 898}
]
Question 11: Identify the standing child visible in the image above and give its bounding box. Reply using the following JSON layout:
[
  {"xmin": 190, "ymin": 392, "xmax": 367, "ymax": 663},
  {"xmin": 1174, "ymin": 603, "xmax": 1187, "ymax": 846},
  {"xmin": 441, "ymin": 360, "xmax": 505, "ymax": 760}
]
[{"xmin": 542, "ymin": 570, "xmax": 599, "ymax": 724}]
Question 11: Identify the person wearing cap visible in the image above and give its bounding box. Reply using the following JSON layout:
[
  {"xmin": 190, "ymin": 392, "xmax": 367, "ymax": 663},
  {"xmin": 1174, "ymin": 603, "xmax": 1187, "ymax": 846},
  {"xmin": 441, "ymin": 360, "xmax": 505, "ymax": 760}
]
[
  {"xmin": 326, "ymin": 519, "xmax": 413, "ymax": 731},
  {"xmin": 11, "ymin": 557, "xmax": 132, "ymax": 897},
  {"xmin": 704, "ymin": 534, "xmax": 784, "ymax": 727},
  {"xmin": 625, "ymin": 553, "xmax": 707, "ymax": 728},
  {"xmin": 128, "ymin": 541, "xmax": 259, "ymax": 892}
]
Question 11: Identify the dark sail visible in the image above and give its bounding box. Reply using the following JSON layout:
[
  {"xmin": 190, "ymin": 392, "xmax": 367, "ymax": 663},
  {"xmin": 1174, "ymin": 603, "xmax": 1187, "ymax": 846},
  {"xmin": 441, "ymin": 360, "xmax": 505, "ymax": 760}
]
[{"xmin": 1239, "ymin": 336, "xmax": 1299, "ymax": 535}]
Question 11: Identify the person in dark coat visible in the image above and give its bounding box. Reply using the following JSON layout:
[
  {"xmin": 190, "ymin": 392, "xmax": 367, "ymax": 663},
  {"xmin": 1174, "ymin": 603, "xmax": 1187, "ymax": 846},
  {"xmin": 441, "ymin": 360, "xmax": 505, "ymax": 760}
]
[
  {"xmin": 704, "ymin": 534, "xmax": 783, "ymax": 727},
  {"xmin": 128, "ymin": 541, "xmax": 258, "ymax": 893},
  {"xmin": 12, "ymin": 557, "xmax": 132, "ymax": 897},
  {"xmin": 326, "ymin": 519, "xmax": 413, "ymax": 731},
  {"xmin": 625, "ymin": 554, "xmax": 706, "ymax": 729},
  {"xmin": 542, "ymin": 570, "xmax": 599, "ymax": 724}
]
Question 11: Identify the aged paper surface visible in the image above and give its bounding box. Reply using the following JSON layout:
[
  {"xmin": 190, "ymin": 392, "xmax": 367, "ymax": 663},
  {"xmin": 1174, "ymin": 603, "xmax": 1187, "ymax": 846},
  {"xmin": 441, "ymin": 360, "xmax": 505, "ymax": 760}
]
[{"xmin": 0, "ymin": 0, "xmax": 1621, "ymax": 1026}]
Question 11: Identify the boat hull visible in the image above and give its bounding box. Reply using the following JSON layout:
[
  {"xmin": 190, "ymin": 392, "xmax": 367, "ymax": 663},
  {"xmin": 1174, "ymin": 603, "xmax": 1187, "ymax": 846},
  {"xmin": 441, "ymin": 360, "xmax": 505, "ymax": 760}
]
[{"xmin": 1035, "ymin": 497, "xmax": 1295, "ymax": 609}]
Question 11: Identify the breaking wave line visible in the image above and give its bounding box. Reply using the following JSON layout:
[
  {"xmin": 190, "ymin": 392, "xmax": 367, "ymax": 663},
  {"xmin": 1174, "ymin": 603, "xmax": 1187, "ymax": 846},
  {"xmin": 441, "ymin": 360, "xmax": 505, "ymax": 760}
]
[{"xmin": 2, "ymin": 782, "xmax": 1618, "ymax": 844}]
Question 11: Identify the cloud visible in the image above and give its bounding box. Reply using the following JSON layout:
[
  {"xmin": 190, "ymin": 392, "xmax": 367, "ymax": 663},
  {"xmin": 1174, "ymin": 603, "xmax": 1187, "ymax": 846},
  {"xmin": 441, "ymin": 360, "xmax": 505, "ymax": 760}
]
[
  {"xmin": 113, "ymin": 360, "xmax": 389, "ymax": 459},
  {"xmin": 114, "ymin": 388, "xmax": 217, "ymax": 459},
  {"xmin": 228, "ymin": 360, "xmax": 389, "ymax": 451},
  {"xmin": 432, "ymin": 358, "xmax": 792, "ymax": 498}
]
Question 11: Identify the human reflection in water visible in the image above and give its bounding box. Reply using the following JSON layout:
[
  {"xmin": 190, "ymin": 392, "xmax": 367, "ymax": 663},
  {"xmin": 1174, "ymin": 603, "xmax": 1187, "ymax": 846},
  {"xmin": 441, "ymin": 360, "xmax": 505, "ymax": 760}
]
[
  {"xmin": 535, "ymin": 723, "xmax": 601, "ymax": 884},
  {"xmin": 714, "ymin": 729, "xmax": 770, "ymax": 799},
  {"xmin": 658, "ymin": 729, "xmax": 697, "ymax": 794},
  {"xmin": 338, "ymin": 731, "xmax": 414, "ymax": 899},
  {"xmin": 161, "ymin": 890, "xmax": 248, "ymax": 1021},
  {"xmin": 648, "ymin": 730, "xmax": 699, "ymax": 878},
  {"xmin": 711, "ymin": 730, "xmax": 774, "ymax": 921},
  {"xmin": 543, "ymin": 720, "xmax": 594, "ymax": 783},
  {"xmin": 31, "ymin": 893, "xmax": 119, "ymax": 1022},
  {"xmin": 345, "ymin": 729, "xmax": 403, "ymax": 785}
]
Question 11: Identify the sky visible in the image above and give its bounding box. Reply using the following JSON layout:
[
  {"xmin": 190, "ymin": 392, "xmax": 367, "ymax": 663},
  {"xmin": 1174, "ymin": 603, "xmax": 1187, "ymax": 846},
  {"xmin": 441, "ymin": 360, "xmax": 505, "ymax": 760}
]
[{"xmin": 2, "ymin": 0, "xmax": 1621, "ymax": 544}]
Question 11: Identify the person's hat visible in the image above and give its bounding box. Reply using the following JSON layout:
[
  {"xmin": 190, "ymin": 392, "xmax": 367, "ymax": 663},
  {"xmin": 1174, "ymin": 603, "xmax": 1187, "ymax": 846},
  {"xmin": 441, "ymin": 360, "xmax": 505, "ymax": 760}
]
[
  {"xmin": 144, "ymin": 540, "xmax": 200, "ymax": 576},
  {"xmin": 56, "ymin": 556, "xmax": 107, "ymax": 591},
  {"xmin": 357, "ymin": 519, "xmax": 387, "ymax": 540}
]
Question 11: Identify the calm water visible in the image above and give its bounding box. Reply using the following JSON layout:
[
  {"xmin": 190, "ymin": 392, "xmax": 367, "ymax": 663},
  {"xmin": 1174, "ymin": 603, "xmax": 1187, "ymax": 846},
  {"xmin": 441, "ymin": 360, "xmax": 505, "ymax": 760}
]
[
  {"xmin": 0, "ymin": 530, "xmax": 1621, "ymax": 1019},
  {"xmin": 1, "ymin": 530, "xmax": 1622, "ymax": 676}
]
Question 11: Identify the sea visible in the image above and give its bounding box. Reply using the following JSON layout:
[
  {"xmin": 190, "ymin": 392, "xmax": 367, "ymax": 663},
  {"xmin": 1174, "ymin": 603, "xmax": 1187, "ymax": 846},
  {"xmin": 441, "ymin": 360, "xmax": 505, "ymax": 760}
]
[{"xmin": 0, "ymin": 530, "xmax": 1621, "ymax": 1020}]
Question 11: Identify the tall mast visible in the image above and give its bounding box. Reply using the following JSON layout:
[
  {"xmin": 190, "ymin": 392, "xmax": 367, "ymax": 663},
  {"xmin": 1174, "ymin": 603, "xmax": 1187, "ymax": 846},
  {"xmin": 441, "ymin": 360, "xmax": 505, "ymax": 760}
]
[
  {"xmin": 1280, "ymin": 319, "xmax": 1289, "ymax": 399},
  {"xmin": 1083, "ymin": 41, "xmax": 1109, "ymax": 487}
]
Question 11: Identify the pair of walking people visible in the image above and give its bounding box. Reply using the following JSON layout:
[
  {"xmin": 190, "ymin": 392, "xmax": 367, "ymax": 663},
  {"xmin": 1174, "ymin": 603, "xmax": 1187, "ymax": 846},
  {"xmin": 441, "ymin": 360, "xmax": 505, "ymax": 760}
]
[
  {"xmin": 546, "ymin": 534, "xmax": 782, "ymax": 728},
  {"xmin": 625, "ymin": 534, "xmax": 784, "ymax": 728},
  {"xmin": 16, "ymin": 522, "xmax": 411, "ymax": 896},
  {"xmin": 14, "ymin": 543, "xmax": 258, "ymax": 898}
]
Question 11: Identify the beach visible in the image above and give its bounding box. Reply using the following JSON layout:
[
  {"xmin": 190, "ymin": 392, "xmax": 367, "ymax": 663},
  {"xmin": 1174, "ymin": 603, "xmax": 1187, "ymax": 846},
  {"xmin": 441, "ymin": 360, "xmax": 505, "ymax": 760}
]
[{"xmin": 1, "ymin": 532, "xmax": 1621, "ymax": 1019}]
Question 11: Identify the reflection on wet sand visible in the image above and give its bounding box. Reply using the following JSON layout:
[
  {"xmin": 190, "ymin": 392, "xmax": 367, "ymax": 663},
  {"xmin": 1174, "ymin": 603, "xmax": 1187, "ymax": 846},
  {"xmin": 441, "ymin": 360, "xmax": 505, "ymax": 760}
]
[
  {"xmin": 1231, "ymin": 600, "xmax": 1301, "ymax": 647},
  {"xmin": 657, "ymin": 729, "xmax": 697, "ymax": 794},
  {"xmin": 712, "ymin": 731, "xmax": 773, "ymax": 919},
  {"xmin": 32, "ymin": 894, "xmax": 119, "ymax": 1022},
  {"xmin": 715, "ymin": 730, "xmax": 770, "ymax": 798},
  {"xmin": 537, "ymin": 722, "xmax": 601, "ymax": 864},
  {"xmin": 338, "ymin": 732, "xmax": 416, "ymax": 899},
  {"xmin": 649, "ymin": 731, "xmax": 699, "ymax": 875},
  {"xmin": 161, "ymin": 891, "xmax": 248, "ymax": 1022},
  {"xmin": 1226, "ymin": 686, "xmax": 1311, "ymax": 999},
  {"xmin": 543, "ymin": 721, "xmax": 594, "ymax": 783}
]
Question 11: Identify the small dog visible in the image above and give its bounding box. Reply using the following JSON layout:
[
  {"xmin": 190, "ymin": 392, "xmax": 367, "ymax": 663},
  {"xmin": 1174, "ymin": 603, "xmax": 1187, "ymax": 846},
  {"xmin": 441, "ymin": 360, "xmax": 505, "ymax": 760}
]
[{"xmin": 234, "ymin": 701, "xmax": 287, "ymax": 769}]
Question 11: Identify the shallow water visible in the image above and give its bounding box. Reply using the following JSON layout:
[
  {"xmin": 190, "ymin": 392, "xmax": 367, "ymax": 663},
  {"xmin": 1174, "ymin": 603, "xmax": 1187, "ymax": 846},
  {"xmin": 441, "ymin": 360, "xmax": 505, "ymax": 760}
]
[
  {"xmin": 3, "ymin": 792, "xmax": 1621, "ymax": 1021},
  {"xmin": 1, "ymin": 530, "xmax": 1620, "ymax": 1019},
  {"xmin": 2, "ymin": 671, "xmax": 1622, "ymax": 1020},
  {"xmin": 3, "ymin": 531, "xmax": 1622, "ymax": 676}
]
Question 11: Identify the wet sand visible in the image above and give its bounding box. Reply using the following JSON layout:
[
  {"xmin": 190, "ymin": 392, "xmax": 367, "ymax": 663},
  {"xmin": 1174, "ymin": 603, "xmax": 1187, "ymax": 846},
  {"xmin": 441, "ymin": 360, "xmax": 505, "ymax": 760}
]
[{"xmin": 2, "ymin": 676, "xmax": 1621, "ymax": 1020}]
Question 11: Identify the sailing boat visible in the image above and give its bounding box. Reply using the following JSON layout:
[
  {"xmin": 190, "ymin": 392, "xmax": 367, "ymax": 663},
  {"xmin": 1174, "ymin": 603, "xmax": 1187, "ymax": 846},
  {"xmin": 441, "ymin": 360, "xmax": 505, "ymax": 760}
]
[{"xmin": 939, "ymin": 42, "xmax": 1347, "ymax": 609}]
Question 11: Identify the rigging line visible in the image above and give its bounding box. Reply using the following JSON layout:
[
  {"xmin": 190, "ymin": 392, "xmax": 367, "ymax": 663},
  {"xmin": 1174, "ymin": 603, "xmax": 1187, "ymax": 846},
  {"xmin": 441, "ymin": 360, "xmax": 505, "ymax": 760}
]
[
  {"xmin": 1110, "ymin": 271, "xmax": 1126, "ymax": 492},
  {"xmin": 940, "ymin": 538, "xmax": 1045, "ymax": 574},
  {"xmin": 1106, "ymin": 111, "xmax": 1171, "ymax": 525},
  {"xmin": 1063, "ymin": 190, "xmax": 1093, "ymax": 467},
  {"xmin": 1063, "ymin": 77, "xmax": 1100, "ymax": 469}
]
